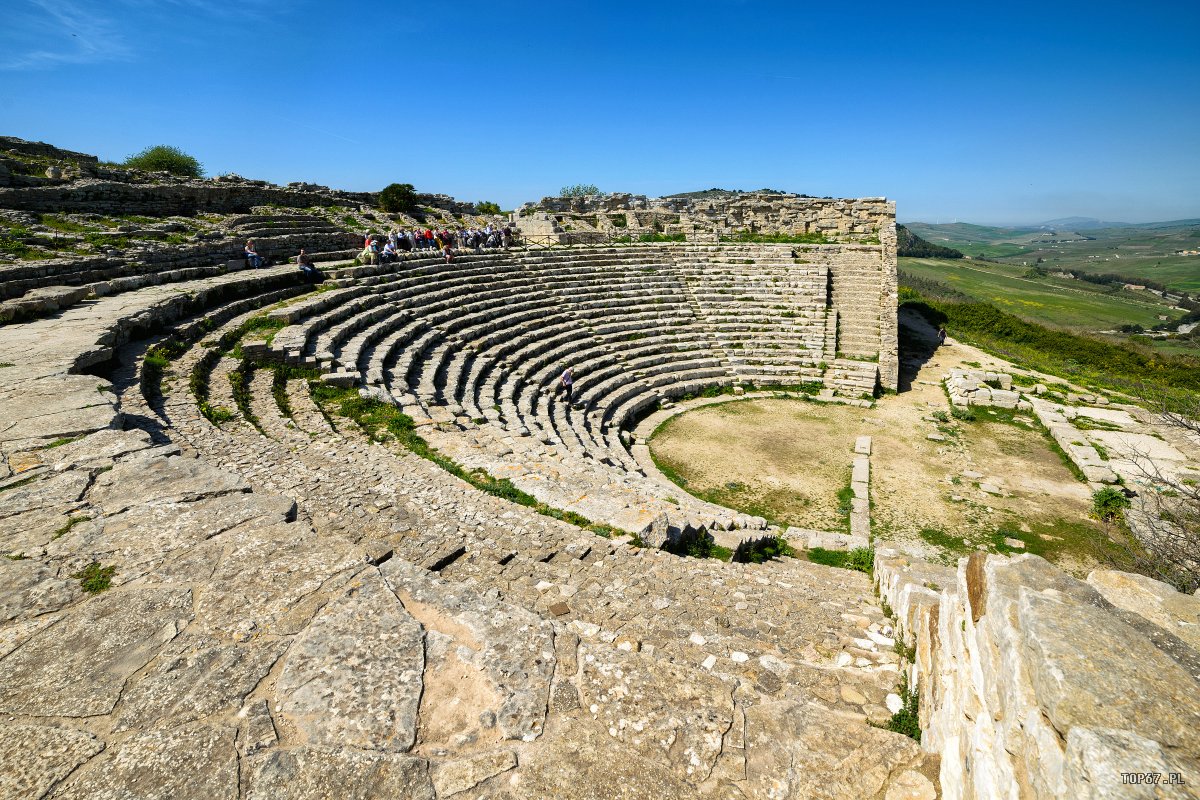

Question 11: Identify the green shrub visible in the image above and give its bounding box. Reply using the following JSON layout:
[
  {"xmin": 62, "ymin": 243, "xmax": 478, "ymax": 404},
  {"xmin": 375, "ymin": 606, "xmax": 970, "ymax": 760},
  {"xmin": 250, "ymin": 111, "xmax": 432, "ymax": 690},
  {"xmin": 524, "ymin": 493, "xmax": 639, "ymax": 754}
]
[
  {"xmin": 378, "ymin": 183, "xmax": 419, "ymax": 214},
  {"xmin": 886, "ymin": 674, "xmax": 922, "ymax": 742},
  {"xmin": 661, "ymin": 526, "xmax": 730, "ymax": 560},
  {"xmin": 560, "ymin": 184, "xmax": 600, "ymax": 197},
  {"xmin": 732, "ymin": 534, "xmax": 795, "ymax": 563},
  {"xmin": 123, "ymin": 145, "xmax": 204, "ymax": 177},
  {"xmin": 476, "ymin": 201, "xmax": 502, "ymax": 215},
  {"xmin": 0, "ymin": 227, "xmax": 33, "ymax": 257},
  {"xmin": 1092, "ymin": 487, "xmax": 1132, "ymax": 522}
]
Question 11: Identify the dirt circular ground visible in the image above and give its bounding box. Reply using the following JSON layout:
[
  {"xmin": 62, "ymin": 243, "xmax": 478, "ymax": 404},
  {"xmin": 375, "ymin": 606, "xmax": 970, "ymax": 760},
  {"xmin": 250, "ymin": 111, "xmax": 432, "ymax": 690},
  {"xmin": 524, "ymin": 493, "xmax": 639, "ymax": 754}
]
[{"xmin": 648, "ymin": 310, "xmax": 1110, "ymax": 573}]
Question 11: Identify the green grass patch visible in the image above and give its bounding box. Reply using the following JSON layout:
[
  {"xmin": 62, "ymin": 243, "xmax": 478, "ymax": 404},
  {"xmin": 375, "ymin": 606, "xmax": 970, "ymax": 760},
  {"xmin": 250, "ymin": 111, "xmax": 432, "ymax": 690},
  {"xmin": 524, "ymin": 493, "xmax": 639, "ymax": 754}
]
[
  {"xmin": 39, "ymin": 214, "xmax": 94, "ymax": 233},
  {"xmin": 806, "ymin": 546, "xmax": 874, "ymax": 575},
  {"xmin": 721, "ymin": 231, "xmax": 830, "ymax": 244},
  {"xmin": 228, "ymin": 364, "xmax": 261, "ymax": 431},
  {"xmin": 71, "ymin": 562, "xmax": 116, "ymax": 593}
]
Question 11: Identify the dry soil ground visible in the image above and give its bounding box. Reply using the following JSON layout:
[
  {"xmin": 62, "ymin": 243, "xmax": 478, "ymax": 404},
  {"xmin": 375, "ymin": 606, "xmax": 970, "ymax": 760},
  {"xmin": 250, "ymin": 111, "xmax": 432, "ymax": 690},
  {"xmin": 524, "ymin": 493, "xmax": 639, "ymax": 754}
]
[{"xmin": 650, "ymin": 310, "xmax": 1109, "ymax": 573}]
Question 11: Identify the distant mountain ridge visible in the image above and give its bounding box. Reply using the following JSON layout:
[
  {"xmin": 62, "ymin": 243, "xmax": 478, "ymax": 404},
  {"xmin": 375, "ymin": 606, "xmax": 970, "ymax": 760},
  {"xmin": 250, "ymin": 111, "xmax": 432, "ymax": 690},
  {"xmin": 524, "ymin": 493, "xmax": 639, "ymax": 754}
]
[{"xmin": 1034, "ymin": 216, "xmax": 1131, "ymax": 230}]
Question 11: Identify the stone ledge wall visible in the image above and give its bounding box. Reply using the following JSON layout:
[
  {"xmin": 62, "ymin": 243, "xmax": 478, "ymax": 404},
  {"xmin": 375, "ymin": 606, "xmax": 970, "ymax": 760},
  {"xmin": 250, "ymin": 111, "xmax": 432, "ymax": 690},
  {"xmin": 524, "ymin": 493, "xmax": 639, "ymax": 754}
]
[
  {"xmin": 0, "ymin": 180, "xmax": 372, "ymax": 216},
  {"xmin": 879, "ymin": 222, "xmax": 899, "ymax": 390},
  {"xmin": 875, "ymin": 548, "xmax": 1200, "ymax": 799},
  {"xmin": 529, "ymin": 192, "xmax": 895, "ymax": 242}
]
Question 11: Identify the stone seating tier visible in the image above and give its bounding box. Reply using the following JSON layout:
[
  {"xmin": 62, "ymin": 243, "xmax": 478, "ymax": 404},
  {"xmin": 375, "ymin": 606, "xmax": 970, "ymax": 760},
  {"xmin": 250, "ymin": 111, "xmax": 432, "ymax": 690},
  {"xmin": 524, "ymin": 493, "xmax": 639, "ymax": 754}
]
[{"xmin": 198, "ymin": 244, "xmax": 895, "ymax": 538}]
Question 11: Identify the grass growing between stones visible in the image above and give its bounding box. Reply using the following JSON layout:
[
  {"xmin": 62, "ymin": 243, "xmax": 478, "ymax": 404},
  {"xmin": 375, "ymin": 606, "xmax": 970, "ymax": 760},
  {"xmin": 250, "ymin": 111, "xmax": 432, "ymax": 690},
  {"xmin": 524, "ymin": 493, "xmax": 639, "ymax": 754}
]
[
  {"xmin": 835, "ymin": 474, "xmax": 855, "ymax": 533},
  {"xmin": 885, "ymin": 674, "xmax": 921, "ymax": 742},
  {"xmin": 39, "ymin": 435, "xmax": 86, "ymax": 450},
  {"xmin": 806, "ymin": 546, "xmax": 874, "ymax": 575},
  {"xmin": 142, "ymin": 338, "xmax": 188, "ymax": 400},
  {"xmin": 52, "ymin": 515, "xmax": 91, "ymax": 540},
  {"xmin": 71, "ymin": 562, "xmax": 116, "ymax": 594},
  {"xmin": 307, "ymin": 384, "xmax": 625, "ymax": 540},
  {"xmin": 227, "ymin": 363, "xmax": 261, "ymax": 432},
  {"xmin": 721, "ymin": 231, "xmax": 831, "ymax": 244},
  {"xmin": 0, "ymin": 475, "xmax": 40, "ymax": 493}
]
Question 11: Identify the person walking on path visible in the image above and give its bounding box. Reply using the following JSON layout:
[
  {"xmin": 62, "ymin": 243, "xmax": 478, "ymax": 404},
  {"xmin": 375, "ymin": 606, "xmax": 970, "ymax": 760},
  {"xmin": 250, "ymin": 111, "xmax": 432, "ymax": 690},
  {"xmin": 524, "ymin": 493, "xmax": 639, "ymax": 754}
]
[
  {"xmin": 557, "ymin": 366, "xmax": 574, "ymax": 404},
  {"xmin": 937, "ymin": 326, "xmax": 947, "ymax": 347}
]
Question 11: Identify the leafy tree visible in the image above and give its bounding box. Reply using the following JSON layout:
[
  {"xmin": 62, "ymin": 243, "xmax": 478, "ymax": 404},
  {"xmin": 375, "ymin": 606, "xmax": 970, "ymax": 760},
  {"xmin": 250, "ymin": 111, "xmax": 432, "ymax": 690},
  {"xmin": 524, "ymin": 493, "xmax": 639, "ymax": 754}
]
[
  {"xmin": 123, "ymin": 145, "xmax": 204, "ymax": 178},
  {"xmin": 379, "ymin": 183, "xmax": 419, "ymax": 213},
  {"xmin": 476, "ymin": 201, "xmax": 502, "ymax": 215},
  {"xmin": 560, "ymin": 184, "xmax": 600, "ymax": 197}
]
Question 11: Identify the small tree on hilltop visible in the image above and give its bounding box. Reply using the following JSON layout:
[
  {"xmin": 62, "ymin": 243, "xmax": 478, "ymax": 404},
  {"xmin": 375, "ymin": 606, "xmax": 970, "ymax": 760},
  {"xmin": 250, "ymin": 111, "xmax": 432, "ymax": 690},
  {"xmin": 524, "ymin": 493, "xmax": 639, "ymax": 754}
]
[
  {"xmin": 123, "ymin": 145, "xmax": 204, "ymax": 178},
  {"xmin": 476, "ymin": 201, "xmax": 502, "ymax": 215},
  {"xmin": 560, "ymin": 184, "xmax": 600, "ymax": 197},
  {"xmin": 379, "ymin": 183, "xmax": 419, "ymax": 214}
]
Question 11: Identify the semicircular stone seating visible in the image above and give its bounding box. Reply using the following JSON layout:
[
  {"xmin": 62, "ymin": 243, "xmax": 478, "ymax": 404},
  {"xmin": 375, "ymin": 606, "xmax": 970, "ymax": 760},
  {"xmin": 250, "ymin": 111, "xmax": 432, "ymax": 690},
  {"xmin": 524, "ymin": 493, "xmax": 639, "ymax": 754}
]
[
  {"xmin": 0, "ymin": 238, "xmax": 949, "ymax": 799},
  {"xmin": 255, "ymin": 242, "xmax": 869, "ymax": 534}
]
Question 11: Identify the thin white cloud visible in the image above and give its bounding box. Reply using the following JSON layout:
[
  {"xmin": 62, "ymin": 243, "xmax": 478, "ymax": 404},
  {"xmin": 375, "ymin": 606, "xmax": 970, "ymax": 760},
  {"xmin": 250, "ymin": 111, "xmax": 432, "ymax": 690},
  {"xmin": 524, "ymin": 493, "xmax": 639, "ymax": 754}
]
[
  {"xmin": 0, "ymin": 0, "xmax": 135, "ymax": 70},
  {"xmin": 0, "ymin": 0, "xmax": 134, "ymax": 70},
  {"xmin": 0, "ymin": 0, "xmax": 287, "ymax": 70}
]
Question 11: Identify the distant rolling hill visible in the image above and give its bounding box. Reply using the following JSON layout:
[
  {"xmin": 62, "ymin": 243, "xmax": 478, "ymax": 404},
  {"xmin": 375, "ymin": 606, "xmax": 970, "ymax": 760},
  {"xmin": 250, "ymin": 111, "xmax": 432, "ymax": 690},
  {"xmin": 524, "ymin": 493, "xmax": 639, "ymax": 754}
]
[{"xmin": 903, "ymin": 219, "xmax": 1200, "ymax": 292}]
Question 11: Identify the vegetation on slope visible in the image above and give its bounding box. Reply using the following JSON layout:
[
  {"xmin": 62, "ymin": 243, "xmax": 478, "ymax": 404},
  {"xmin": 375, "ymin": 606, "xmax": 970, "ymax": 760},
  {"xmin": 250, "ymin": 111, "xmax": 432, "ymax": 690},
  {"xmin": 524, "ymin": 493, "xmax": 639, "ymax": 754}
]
[
  {"xmin": 897, "ymin": 225, "xmax": 963, "ymax": 259},
  {"xmin": 899, "ymin": 273, "xmax": 1200, "ymax": 398},
  {"xmin": 123, "ymin": 145, "xmax": 204, "ymax": 178}
]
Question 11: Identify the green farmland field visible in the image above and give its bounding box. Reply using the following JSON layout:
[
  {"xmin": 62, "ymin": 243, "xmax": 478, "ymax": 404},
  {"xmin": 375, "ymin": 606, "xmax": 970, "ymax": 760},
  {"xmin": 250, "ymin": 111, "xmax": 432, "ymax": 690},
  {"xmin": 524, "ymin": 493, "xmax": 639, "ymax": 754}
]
[
  {"xmin": 905, "ymin": 220, "xmax": 1200, "ymax": 292},
  {"xmin": 899, "ymin": 258, "xmax": 1178, "ymax": 332}
]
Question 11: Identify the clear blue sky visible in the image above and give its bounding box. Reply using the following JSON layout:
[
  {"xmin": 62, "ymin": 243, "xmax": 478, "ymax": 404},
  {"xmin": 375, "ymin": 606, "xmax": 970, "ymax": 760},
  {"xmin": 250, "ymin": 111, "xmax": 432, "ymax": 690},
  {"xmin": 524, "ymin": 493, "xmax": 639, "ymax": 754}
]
[{"xmin": 3, "ymin": 0, "xmax": 1198, "ymax": 224}]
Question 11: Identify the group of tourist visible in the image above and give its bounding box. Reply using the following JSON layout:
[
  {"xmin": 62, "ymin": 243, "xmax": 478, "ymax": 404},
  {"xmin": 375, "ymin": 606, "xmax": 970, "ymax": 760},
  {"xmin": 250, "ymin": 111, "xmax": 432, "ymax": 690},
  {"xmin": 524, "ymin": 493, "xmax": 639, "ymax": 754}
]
[{"xmin": 357, "ymin": 226, "xmax": 516, "ymax": 266}]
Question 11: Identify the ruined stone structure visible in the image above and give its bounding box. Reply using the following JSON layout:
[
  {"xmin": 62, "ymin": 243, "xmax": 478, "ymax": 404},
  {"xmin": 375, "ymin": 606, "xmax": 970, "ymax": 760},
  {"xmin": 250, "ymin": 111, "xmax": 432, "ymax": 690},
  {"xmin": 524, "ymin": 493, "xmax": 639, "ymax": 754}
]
[
  {"xmin": 1, "ymin": 139, "xmax": 1196, "ymax": 799},
  {"xmin": 524, "ymin": 191, "xmax": 894, "ymax": 243},
  {"xmin": 514, "ymin": 191, "xmax": 899, "ymax": 392}
]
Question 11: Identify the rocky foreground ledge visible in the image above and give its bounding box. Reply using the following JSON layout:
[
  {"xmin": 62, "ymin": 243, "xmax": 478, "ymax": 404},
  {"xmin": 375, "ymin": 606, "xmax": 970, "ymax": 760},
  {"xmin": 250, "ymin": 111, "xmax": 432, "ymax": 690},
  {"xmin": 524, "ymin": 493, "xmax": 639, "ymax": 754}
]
[{"xmin": 876, "ymin": 549, "xmax": 1200, "ymax": 799}]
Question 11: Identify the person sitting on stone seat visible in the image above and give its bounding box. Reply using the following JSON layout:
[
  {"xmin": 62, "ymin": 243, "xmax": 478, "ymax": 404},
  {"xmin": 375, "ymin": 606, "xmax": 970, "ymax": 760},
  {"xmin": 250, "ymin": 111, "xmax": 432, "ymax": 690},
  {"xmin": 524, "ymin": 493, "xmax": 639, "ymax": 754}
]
[
  {"xmin": 381, "ymin": 240, "xmax": 399, "ymax": 264},
  {"xmin": 244, "ymin": 239, "xmax": 263, "ymax": 269},
  {"xmin": 358, "ymin": 241, "xmax": 377, "ymax": 265},
  {"xmin": 295, "ymin": 248, "xmax": 321, "ymax": 281}
]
